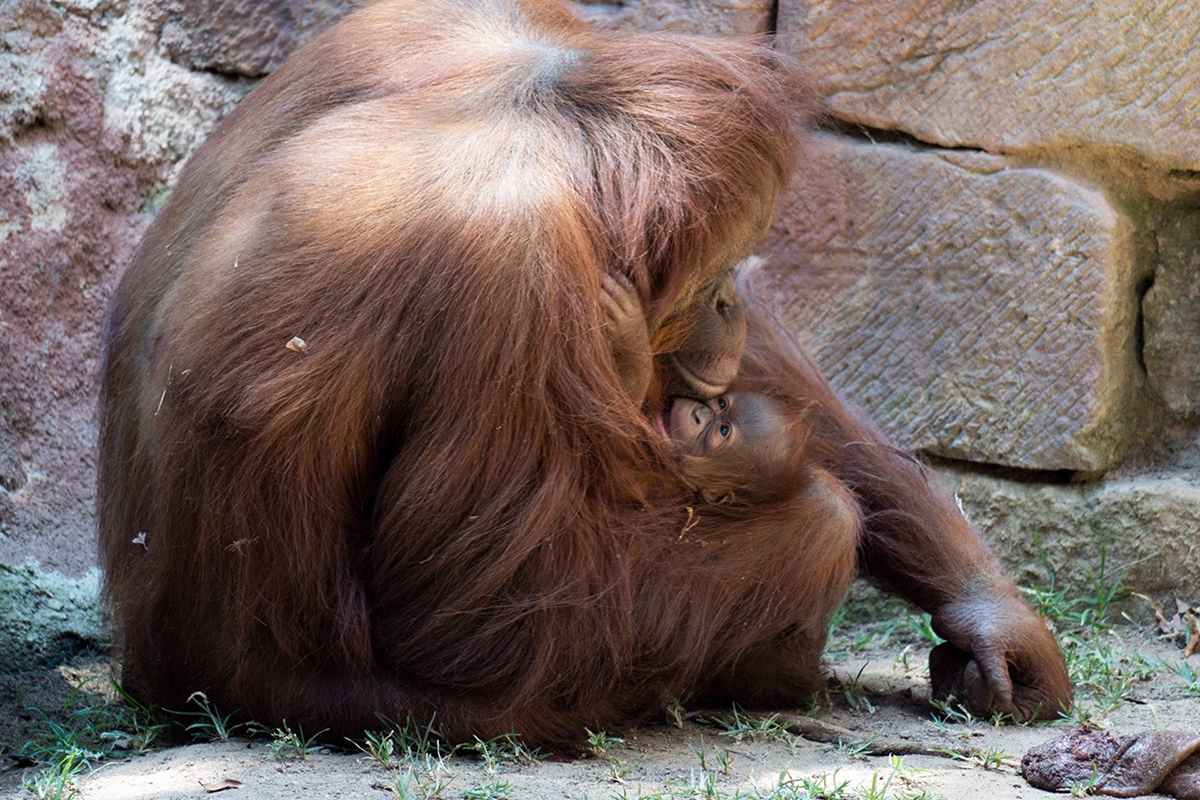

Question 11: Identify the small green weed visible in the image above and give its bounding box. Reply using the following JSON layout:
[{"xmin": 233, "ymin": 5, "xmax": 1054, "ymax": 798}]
[
  {"xmin": 706, "ymin": 705, "xmax": 796, "ymax": 746},
  {"xmin": 267, "ymin": 720, "xmax": 326, "ymax": 760},
  {"xmin": 22, "ymin": 750, "xmax": 85, "ymax": 800},
  {"xmin": 460, "ymin": 776, "xmax": 512, "ymax": 800},
  {"xmin": 792, "ymin": 770, "xmax": 852, "ymax": 799},
  {"xmin": 358, "ymin": 729, "xmax": 401, "ymax": 769},
  {"xmin": 19, "ymin": 678, "xmax": 166, "ymax": 777},
  {"xmin": 608, "ymin": 756, "xmax": 642, "ymax": 783},
  {"xmin": 931, "ymin": 746, "xmax": 1015, "ymax": 772},
  {"xmin": 464, "ymin": 731, "xmax": 544, "ymax": 765},
  {"xmin": 585, "ymin": 728, "xmax": 624, "ymax": 758},
  {"xmin": 170, "ymin": 691, "xmax": 246, "ymax": 742},
  {"xmin": 687, "ymin": 736, "xmax": 733, "ymax": 776},
  {"xmin": 389, "ymin": 753, "xmax": 454, "ymax": 799},
  {"xmin": 834, "ymin": 664, "xmax": 876, "ymax": 714},
  {"xmin": 665, "ymin": 698, "xmax": 686, "ymax": 729},
  {"xmin": 1165, "ymin": 659, "xmax": 1200, "ymax": 697}
]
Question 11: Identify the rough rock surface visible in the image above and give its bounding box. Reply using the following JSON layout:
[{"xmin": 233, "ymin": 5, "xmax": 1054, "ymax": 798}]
[
  {"xmin": 759, "ymin": 133, "xmax": 1140, "ymax": 472},
  {"xmin": 569, "ymin": 0, "xmax": 772, "ymax": 35},
  {"xmin": 156, "ymin": 0, "xmax": 775, "ymax": 76},
  {"xmin": 945, "ymin": 469, "xmax": 1200, "ymax": 599},
  {"xmin": 777, "ymin": 0, "xmax": 1200, "ymax": 171},
  {"xmin": 0, "ymin": 563, "xmax": 102, "ymax": 671},
  {"xmin": 156, "ymin": 0, "xmax": 363, "ymax": 77},
  {"xmin": 1144, "ymin": 209, "xmax": 1200, "ymax": 418},
  {"xmin": 0, "ymin": 0, "xmax": 247, "ymax": 577}
]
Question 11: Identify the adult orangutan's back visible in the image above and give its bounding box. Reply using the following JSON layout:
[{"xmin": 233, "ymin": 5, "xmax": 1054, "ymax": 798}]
[{"xmin": 97, "ymin": 0, "xmax": 802, "ymax": 742}]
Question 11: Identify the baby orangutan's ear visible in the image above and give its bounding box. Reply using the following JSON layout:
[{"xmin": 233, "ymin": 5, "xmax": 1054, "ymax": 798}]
[{"xmin": 701, "ymin": 488, "xmax": 736, "ymax": 506}]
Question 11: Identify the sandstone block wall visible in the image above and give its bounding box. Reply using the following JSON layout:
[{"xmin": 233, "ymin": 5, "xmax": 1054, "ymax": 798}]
[
  {"xmin": 0, "ymin": 0, "xmax": 1196, "ymax": 669},
  {"xmin": 761, "ymin": 135, "xmax": 1141, "ymax": 472},
  {"xmin": 767, "ymin": 0, "xmax": 1200, "ymax": 608}
]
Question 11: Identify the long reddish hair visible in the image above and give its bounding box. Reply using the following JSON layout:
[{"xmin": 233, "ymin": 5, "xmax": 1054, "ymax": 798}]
[{"xmin": 99, "ymin": 0, "xmax": 809, "ymax": 743}]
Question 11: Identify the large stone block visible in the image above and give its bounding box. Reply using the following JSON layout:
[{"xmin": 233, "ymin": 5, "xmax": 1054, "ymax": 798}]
[
  {"xmin": 758, "ymin": 133, "xmax": 1139, "ymax": 471},
  {"xmin": 946, "ymin": 469, "xmax": 1200, "ymax": 599},
  {"xmin": 778, "ymin": 0, "xmax": 1200, "ymax": 171},
  {"xmin": 1144, "ymin": 209, "xmax": 1200, "ymax": 417},
  {"xmin": 569, "ymin": 0, "xmax": 772, "ymax": 35}
]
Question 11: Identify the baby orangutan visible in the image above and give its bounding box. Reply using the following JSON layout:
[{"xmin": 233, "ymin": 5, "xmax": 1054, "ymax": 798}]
[
  {"xmin": 603, "ymin": 269, "xmax": 858, "ymax": 704},
  {"xmin": 602, "ymin": 268, "xmax": 800, "ymax": 504},
  {"xmin": 602, "ymin": 269, "xmax": 1072, "ymax": 717}
]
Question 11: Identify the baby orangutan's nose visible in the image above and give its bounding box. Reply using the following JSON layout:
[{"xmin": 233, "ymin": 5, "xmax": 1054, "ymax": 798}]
[{"xmin": 692, "ymin": 404, "xmax": 712, "ymax": 427}]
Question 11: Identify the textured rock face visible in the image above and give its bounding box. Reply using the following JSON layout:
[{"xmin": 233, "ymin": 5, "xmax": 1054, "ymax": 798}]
[
  {"xmin": 0, "ymin": 0, "xmax": 247, "ymax": 578},
  {"xmin": 569, "ymin": 0, "xmax": 772, "ymax": 35},
  {"xmin": 1144, "ymin": 209, "xmax": 1200, "ymax": 418},
  {"xmin": 759, "ymin": 133, "xmax": 1140, "ymax": 472},
  {"xmin": 778, "ymin": 0, "xmax": 1200, "ymax": 171},
  {"xmin": 0, "ymin": 564, "xmax": 102, "ymax": 671},
  {"xmin": 157, "ymin": 0, "xmax": 773, "ymax": 77},
  {"xmin": 156, "ymin": 0, "xmax": 364, "ymax": 77},
  {"xmin": 946, "ymin": 470, "xmax": 1200, "ymax": 598}
]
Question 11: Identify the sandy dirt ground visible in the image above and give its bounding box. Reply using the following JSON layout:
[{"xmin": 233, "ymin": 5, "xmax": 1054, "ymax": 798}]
[{"xmin": 1, "ymin": 616, "xmax": 1197, "ymax": 800}]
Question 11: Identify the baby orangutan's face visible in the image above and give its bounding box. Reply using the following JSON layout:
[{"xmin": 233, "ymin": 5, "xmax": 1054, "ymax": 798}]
[{"xmin": 665, "ymin": 393, "xmax": 791, "ymax": 470}]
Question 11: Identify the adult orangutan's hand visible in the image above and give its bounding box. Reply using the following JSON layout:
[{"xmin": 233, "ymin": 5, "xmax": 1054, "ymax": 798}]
[{"xmin": 930, "ymin": 594, "xmax": 1072, "ymax": 720}]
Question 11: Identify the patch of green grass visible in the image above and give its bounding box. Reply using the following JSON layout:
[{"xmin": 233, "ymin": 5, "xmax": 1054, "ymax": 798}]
[
  {"xmin": 688, "ymin": 736, "xmax": 733, "ymax": 777},
  {"xmin": 460, "ymin": 775, "xmax": 513, "ymax": 800},
  {"xmin": 463, "ymin": 730, "xmax": 544, "ymax": 765},
  {"xmin": 391, "ymin": 753, "xmax": 455, "ymax": 799},
  {"xmin": 1068, "ymin": 767, "xmax": 1102, "ymax": 797},
  {"xmin": 20, "ymin": 679, "xmax": 164, "ymax": 766},
  {"xmin": 824, "ymin": 596, "xmax": 941, "ymax": 661},
  {"xmin": 354, "ymin": 715, "xmax": 452, "ymax": 770},
  {"xmin": 774, "ymin": 758, "xmax": 938, "ymax": 800},
  {"xmin": 665, "ymin": 698, "xmax": 686, "ymax": 729},
  {"xmin": 1061, "ymin": 634, "xmax": 1157, "ymax": 717},
  {"xmin": 1020, "ymin": 541, "xmax": 1157, "ymax": 723},
  {"xmin": 610, "ymin": 761, "xmax": 943, "ymax": 800},
  {"xmin": 358, "ymin": 728, "xmax": 402, "ymax": 769},
  {"xmin": 824, "ymin": 734, "xmax": 879, "ymax": 756},
  {"xmin": 608, "ymin": 756, "xmax": 642, "ymax": 783},
  {"xmin": 790, "ymin": 770, "xmax": 853, "ymax": 800},
  {"xmin": 926, "ymin": 697, "xmax": 976, "ymax": 731},
  {"xmin": 1022, "ymin": 540, "xmax": 1131, "ymax": 632},
  {"xmin": 931, "ymin": 746, "xmax": 1015, "ymax": 772},
  {"xmin": 458, "ymin": 730, "xmax": 539, "ymax": 800},
  {"xmin": 18, "ymin": 676, "xmax": 168, "ymax": 798}
]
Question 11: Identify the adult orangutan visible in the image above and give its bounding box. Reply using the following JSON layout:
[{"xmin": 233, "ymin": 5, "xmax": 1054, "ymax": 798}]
[{"xmin": 98, "ymin": 0, "xmax": 1070, "ymax": 746}]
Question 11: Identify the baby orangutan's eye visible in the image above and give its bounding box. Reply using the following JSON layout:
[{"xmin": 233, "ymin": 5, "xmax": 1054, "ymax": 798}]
[
  {"xmin": 719, "ymin": 424, "xmax": 730, "ymax": 438},
  {"xmin": 717, "ymin": 397, "xmax": 727, "ymax": 410}
]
